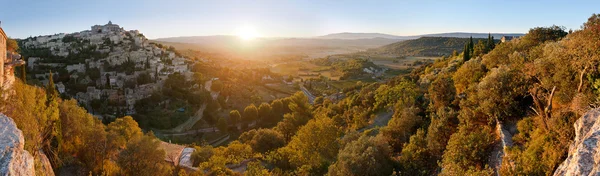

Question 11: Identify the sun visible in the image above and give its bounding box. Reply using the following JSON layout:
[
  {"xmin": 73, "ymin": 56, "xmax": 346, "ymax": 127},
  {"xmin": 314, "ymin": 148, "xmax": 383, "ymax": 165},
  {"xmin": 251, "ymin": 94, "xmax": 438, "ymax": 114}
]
[{"xmin": 237, "ymin": 26, "xmax": 260, "ymax": 40}]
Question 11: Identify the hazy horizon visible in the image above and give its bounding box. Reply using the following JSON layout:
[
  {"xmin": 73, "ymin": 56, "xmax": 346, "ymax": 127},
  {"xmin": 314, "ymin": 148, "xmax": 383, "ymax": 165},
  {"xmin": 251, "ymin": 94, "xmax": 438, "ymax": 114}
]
[{"xmin": 2, "ymin": 0, "xmax": 599, "ymax": 39}]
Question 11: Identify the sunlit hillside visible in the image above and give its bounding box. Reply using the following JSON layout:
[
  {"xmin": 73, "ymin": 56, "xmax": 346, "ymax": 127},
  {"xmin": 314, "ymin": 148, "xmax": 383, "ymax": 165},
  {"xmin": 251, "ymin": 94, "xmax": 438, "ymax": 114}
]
[{"xmin": 1, "ymin": 1, "xmax": 600, "ymax": 176}]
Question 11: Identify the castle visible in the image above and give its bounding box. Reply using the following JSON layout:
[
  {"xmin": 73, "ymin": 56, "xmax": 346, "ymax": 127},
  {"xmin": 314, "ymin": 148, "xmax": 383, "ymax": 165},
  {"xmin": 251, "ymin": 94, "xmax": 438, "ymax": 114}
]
[{"xmin": 91, "ymin": 21, "xmax": 122, "ymax": 33}]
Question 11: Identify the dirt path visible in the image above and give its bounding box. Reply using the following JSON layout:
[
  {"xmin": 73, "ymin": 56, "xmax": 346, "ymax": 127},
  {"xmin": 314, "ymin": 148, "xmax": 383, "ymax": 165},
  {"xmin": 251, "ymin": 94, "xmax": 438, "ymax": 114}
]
[
  {"xmin": 358, "ymin": 110, "xmax": 394, "ymax": 133},
  {"xmin": 489, "ymin": 122, "xmax": 515, "ymax": 175},
  {"xmin": 170, "ymin": 103, "xmax": 207, "ymax": 133}
]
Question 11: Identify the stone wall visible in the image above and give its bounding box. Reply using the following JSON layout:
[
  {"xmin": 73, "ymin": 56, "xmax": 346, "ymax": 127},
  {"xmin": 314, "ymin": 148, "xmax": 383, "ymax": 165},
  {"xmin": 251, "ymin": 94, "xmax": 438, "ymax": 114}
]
[{"xmin": 0, "ymin": 27, "xmax": 6, "ymax": 88}]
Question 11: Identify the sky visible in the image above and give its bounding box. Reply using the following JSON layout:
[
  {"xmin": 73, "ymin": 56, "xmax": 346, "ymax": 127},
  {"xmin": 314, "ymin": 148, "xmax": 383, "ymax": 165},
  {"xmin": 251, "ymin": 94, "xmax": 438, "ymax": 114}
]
[{"xmin": 1, "ymin": 0, "xmax": 599, "ymax": 39}]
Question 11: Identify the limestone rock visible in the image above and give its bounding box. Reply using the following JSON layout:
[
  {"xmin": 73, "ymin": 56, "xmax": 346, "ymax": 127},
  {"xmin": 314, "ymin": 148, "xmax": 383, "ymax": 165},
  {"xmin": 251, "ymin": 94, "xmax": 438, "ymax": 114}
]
[
  {"xmin": 554, "ymin": 109, "xmax": 600, "ymax": 176},
  {"xmin": 37, "ymin": 151, "xmax": 55, "ymax": 176},
  {"xmin": 0, "ymin": 113, "xmax": 35, "ymax": 176}
]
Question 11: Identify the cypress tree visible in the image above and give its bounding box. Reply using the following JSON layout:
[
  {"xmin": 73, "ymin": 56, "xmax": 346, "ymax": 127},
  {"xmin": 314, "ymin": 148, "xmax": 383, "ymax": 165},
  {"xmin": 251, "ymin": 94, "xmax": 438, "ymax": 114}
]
[
  {"xmin": 463, "ymin": 44, "xmax": 470, "ymax": 61},
  {"xmin": 105, "ymin": 73, "xmax": 111, "ymax": 88},
  {"xmin": 469, "ymin": 36, "xmax": 474, "ymax": 55},
  {"xmin": 486, "ymin": 33, "xmax": 492, "ymax": 52},
  {"xmin": 490, "ymin": 36, "xmax": 495, "ymax": 50},
  {"xmin": 145, "ymin": 57, "xmax": 150, "ymax": 69},
  {"xmin": 46, "ymin": 71, "xmax": 58, "ymax": 97}
]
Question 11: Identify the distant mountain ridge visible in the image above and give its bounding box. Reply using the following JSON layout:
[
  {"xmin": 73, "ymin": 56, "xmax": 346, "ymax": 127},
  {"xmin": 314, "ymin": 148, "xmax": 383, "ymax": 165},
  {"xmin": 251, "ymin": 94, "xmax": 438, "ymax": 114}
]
[
  {"xmin": 154, "ymin": 32, "xmax": 525, "ymax": 42},
  {"xmin": 313, "ymin": 32, "xmax": 524, "ymax": 40},
  {"xmin": 421, "ymin": 32, "xmax": 525, "ymax": 39}
]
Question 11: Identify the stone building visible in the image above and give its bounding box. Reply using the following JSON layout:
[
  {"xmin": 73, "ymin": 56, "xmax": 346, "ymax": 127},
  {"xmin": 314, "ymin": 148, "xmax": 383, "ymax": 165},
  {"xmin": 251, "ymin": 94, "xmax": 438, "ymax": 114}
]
[
  {"xmin": 501, "ymin": 36, "xmax": 517, "ymax": 43},
  {"xmin": 91, "ymin": 21, "xmax": 122, "ymax": 33},
  {"xmin": 0, "ymin": 24, "xmax": 5, "ymax": 87},
  {"xmin": 0, "ymin": 23, "xmax": 25, "ymax": 88}
]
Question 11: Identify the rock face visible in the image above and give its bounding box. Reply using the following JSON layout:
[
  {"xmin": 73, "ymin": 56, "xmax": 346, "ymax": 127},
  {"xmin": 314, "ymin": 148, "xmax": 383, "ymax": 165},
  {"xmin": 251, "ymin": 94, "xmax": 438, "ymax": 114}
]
[
  {"xmin": 37, "ymin": 151, "xmax": 55, "ymax": 176},
  {"xmin": 554, "ymin": 109, "xmax": 600, "ymax": 176},
  {"xmin": 0, "ymin": 113, "xmax": 35, "ymax": 176}
]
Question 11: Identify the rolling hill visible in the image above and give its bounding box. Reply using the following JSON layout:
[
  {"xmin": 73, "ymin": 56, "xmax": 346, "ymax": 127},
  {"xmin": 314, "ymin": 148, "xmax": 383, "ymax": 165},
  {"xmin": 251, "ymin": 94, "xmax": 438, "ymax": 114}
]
[
  {"xmin": 315, "ymin": 32, "xmax": 524, "ymax": 40},
  {"xmin": 317, "ymin": 32, "xmax": 412, "ymax": 39},
  {"xmin": 421, "ymin": 32, "xmax": 525, "ymax": 39},
  {"xmin": 367, "ymin": 37, "xmax": 495, "ymax": 57}
]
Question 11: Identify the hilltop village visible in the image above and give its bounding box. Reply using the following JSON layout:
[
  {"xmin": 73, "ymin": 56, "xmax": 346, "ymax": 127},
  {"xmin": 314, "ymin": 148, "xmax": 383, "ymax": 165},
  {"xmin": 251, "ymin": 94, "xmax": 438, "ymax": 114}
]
[{"xmin": 20, "ymin": 22, "xmax": 194, "ymax": 117}]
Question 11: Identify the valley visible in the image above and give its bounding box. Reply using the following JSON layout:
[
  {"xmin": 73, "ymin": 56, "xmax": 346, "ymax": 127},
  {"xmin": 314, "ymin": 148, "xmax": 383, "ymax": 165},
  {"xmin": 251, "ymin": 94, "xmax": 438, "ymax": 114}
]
[{"xmin": 1, "ymin": 2, "xmax": 599, "ymax": 176}]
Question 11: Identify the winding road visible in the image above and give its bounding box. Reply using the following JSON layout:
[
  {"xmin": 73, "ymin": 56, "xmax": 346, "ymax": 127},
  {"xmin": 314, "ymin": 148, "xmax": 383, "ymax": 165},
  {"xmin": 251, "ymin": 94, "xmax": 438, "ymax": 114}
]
[{"xmin": 299, "ymin": 85, "xmax": 316, "ymax": 104}]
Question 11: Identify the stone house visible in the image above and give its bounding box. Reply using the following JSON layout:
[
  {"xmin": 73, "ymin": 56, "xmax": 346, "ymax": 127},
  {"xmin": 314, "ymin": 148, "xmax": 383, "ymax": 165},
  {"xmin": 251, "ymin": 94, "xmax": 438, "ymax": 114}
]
[
  {"xmin": 56, "ymin": 82, "xmax": 66, "ymax": 94},
  {"xmin": 501, "ymin": 36, "xmax": 518, "ymax": 43}
]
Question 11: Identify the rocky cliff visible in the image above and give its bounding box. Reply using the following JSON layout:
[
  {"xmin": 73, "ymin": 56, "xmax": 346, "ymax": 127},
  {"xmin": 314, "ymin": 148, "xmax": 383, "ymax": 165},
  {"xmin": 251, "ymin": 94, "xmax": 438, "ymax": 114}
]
[
  {"xmin": 0, "ymin": 113, "xmax": 35, "ymax": 176},
  {"xmin": 554, "ymin": 109, "xmax": 600, "ymax": 175}
]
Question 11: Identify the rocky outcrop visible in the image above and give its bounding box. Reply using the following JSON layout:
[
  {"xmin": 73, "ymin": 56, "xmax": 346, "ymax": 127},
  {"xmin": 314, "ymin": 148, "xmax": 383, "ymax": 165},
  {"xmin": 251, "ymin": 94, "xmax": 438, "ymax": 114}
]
[
  {"xmin": 0, "ymin": 113, "xmax": 35, "ymax": 176},
  {"xmin": 37, "ymin": 151, "xmax": 55, "ymax": 176},
  {"xmin": 554, "ymin": 109, "xmax": 600, "ymax": 176}
]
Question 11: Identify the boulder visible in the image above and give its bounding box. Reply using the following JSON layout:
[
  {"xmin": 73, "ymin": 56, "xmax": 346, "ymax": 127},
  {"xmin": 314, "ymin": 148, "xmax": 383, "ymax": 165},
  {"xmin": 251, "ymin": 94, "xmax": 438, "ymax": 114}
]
[
  {"xmin": 0, "ymin": 113, "xmax": 35, "ymax": 176},
  {"xmin": 554, "ymin": 109, "xmax": 600, "ymax": 175}
]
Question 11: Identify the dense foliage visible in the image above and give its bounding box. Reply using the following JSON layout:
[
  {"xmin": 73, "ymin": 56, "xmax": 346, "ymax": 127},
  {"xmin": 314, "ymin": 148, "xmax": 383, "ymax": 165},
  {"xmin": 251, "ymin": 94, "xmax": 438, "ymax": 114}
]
[{"xmin": 1, "ymin": 81, "xmax": 173, "ymax": 175}]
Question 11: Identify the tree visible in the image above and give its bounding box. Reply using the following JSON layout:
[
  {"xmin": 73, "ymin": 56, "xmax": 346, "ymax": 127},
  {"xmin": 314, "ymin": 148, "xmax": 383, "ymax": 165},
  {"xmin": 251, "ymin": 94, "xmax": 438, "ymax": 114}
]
[
  {"xmin": 380, "ymin": 106, "xmax": 422, "ymax": 152},
  {"xmin": 191, "ymin": 145, "xmax": 214, "ymax": 167},
  {"xmin": 243, "ymin": 104, "xmax": 258, "ymax": 123},
  {"xmin": 440, "ymin": 125, "xmax": 494, "ymax": 175},
  {"xmin": 374, "ymin": 80, "xmax": 419, "ymax": 110},
  {"xmin": 137, "ymin": 72, "xmax": 153, "ymax": 85},
  {"xmin": 328, "ymin": 135, "xmax": 393, "ymax": 176},
  {"xmin": 117, "ymin": 133, "xmax": 172, "ymax": 176},
  {"xmin": 486, "ymin": 33, "xmax": 496, "ymax": 52},
  {"xmin": 229, "ymin": 110, "xmax": 241, "ymax": 127},
  {"xmin": 20, "ymin": 65, "xmax": 26, "ymax": 82},
  {"xmin": 452, "ymin": 50, "xmax": 459, "ymax": 57},
  {"xmin": 313, "ymin": 96, "xmax": 324, "ymax": 107},
  {"xmin": 258, "ymin": 103, "xmax": 272, "ymax": 124},
  {"xmin": 397, "ymin": 129, "xmax": 434, "ymax": 175},
  {"xmin": 476, "ymin": 65, "xmax": 527, "ymax": 122},
  {"xmin": 469, "ymin": 36, "xmax": 474, "ymax": 55},
  {"xmin": 246, "ymin": 161, "xmax": 270, "ymax": 176},
  {"xmin": 276, "ymin": 117, "xmax": 341, "ymax": 175},
  {"xmin": 217, "ymin": 117, "xmax": 228, "ymax": 133},
  {"xmin": 428, "ymin": 73, "xmax": 456, "ymax": 109},
  {"xmin": 246, "ymin": 128, "xmax": 285, "ymax": 153},
  {"xmin": 47, "ymin": 71, "xmax": 58, "ymax": 98},
  {"xmin": 452, "ymin": 58, "xmax": 486, "ymax": 93},
  {"xmin": 286, "ymin": 92, "xmax": 313, "ymax": 126},
  {"xmin": 6, "ymin": 38, "xmax": 19, "ymax": 52},
  {"xmin": 145, "ymin": 57, "xmax": 150, "ymax": 69},
  {"xmin": 426, "ymin": 107, "xmax": 458, "ymax": 158},
  {"xmin": 105, "ymin": 73, "xmax": 111, "ymax": 88},
  {"xmin": 463, "ymin": 43, "xmax": 470, "ymax": 61},
  {"xmin": 472, "ymin": 40, "xmax": 487, "ymax": 57},
  {"xmin": 58, "ymin": 99, "xmax": 97, "ymax": 160},
  {"xmin": 81, "ymin": 121, "xmax": 109, "ymax": 174},
  {"xmin": 270, "ymin": 99, "xmax": 284, "ymax": 118},
  {"xmin": 275, "ymin": 114, "xmax": 297, "ymax": 141},
  {"xmin": 107, "ymin": 116, "xmax": 143, "ymax": 153}
]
